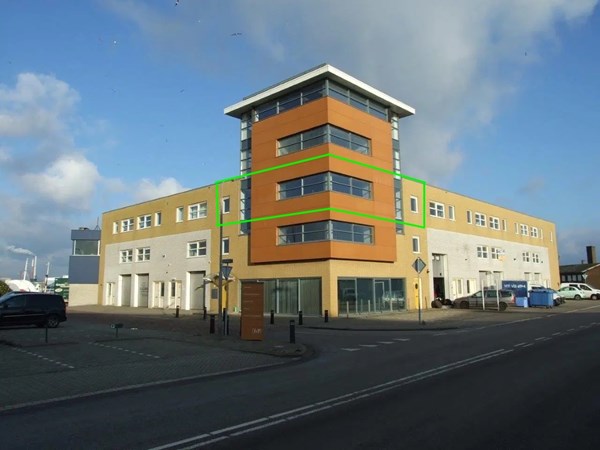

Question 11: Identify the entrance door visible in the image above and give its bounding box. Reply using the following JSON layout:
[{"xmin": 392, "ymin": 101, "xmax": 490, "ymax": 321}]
[
  {"xmin": 137, "ymin": 274, "xmax": 149, "ymax": 307},
  {"xmin": 168, "ymin": 280, "xmax": 182, "ymax": 309},
  {"xmin": 106, "ymin": 282, "xmax": 115, "ymax": 305},
  {"xmin": 153, "ymin": 281, "xmax": 165, "ymax": 308},
  {"xmin": 189, "ymin": 271, "xmax": 206, "ymax": 310},
  {"xmin": 374, "ymin": 279, "xmax": 391, "ymax": 312},
  {"xmin": 120, "ymin": 275, "xmax": 132, "ymax": 306}
]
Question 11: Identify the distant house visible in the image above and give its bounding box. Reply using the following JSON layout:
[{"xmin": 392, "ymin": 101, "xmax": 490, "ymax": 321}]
[{"xmin": 560, "ymin": 246, "xmax": 600, "ymax": 288}]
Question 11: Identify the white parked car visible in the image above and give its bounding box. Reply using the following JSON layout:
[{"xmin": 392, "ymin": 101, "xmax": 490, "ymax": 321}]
[
  {"xmin": 559, "ymin": 283, "xmax": 600, "ymax": 300},
  {"xmin": 557, "ymin": 286, "xmax": 588, "ymax": 300}
]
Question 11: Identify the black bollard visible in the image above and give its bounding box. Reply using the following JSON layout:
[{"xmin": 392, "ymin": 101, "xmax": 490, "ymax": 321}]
[
  {"xmin": 270, "ymin": 309, "xmax": 275, "ymax": 325},
  {"xmin": 289, "ymin": 319, "xmax": 296, "ymax": 344},
  {"xmin": 175, "ymin": 305, "xmax": 180, "ymax": 318},
  {"xmin": 324, "ymin": 309, "xmax": 329, "ymax": 323},
  {"xmin": 298, "ymin": 310, "xmax": 303, "ymax": 326},
  {"xmin": 209, "ymin": 314, "xmax": 216, "ymax": 334},
  {"xmin": 203, "ymin": 306, "xmax": 207, "ymax": 321}
]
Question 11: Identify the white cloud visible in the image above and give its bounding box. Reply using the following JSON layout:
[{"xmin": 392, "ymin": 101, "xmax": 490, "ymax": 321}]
[
  {"xmin": 104, "ymin": 0, "xmax": 597, "ymax": 182},
  {"xmin": 20, "ymin": 154, "xmax": 101, "ymax": 209},
  {"xmin": 135, "ymin": 177, "xmax": 188, "ymax": 202},
  {"xmin": 0, "ymin": 72, "xmax": 79, "ymax": 141}
]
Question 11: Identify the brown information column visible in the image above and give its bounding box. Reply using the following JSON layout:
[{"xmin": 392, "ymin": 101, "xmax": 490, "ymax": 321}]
[{"xmin": 241, "ymin": 281, "xmax": 265, "ymax": 341}]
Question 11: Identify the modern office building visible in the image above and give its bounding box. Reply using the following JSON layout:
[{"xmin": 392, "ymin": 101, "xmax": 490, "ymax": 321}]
[{"xmin": 97, "ymin": 64, "xmax": 559, "ymax": 316}]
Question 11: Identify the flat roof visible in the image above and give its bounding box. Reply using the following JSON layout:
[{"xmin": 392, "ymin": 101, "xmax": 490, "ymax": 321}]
[{"xmin": 224, "ymin": 63, "xmax": 415, "ymax": 119}]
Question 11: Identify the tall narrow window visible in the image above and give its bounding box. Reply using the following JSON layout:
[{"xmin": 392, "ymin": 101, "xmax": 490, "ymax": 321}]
[
  {"xmin": 467, "ymin": 210, "xmax": 472, "ymax": 224},
  {"xmin": 222, "ymin": 197, "xmax": 230, "ymax": 214},
  {"xmin": 176, "ymin": 207, "xmax": 184, "ymax": 223},
  {"xmin": 222, "ymin": 237, "xmax": 230, "ymax": 255},
  {"xmin": 155, "ymin": 212, "xmax": 162, "ymax": 226},
  {"xmin": 412, "ymin": 237, "xmax": 420, "ymax": 253},
  {"xmin": 410, "ymin": 196, "xmax": 418, "ymax": 213}
]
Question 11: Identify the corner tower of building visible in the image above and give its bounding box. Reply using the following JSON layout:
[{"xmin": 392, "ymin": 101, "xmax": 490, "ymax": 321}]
[{"xmin": 225, "ymin": 64, "xmax": 415, "ymax": 264}]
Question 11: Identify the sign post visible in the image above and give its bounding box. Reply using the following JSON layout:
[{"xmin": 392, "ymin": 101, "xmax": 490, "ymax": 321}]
[{"xmin": 412, "ymin": 257, "xmax": 427, "ymax": 324}]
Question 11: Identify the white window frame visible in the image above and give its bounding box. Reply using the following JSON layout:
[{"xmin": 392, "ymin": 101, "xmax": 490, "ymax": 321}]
[
  {"xmin": 466, "ymin": 210, "xmax": 472, "ymax": 224},
  {"xmin": 532, "ymin": 253, "xmax": 540, "ymax": 263},
  {"xmin": 189, "ymin": 202, "xmax": 208, "ymax": 220},
  {"xmin": 489, "ymin": 216, "xmax": 500, "ymax": 230},
  {"xmin": 448, "ymin": 205, "xmax": 455, "ymax": 221},
  {"xmin": 410, "ymin": 196, "xmax": 419, "ymax": 213},
  {"xmin": 522, "ymin": 251, "xmax": 530, "ymax": 262},
  {"xmin": 136, "ymin": 247, "xmax": 150, "ymax": 262},
  {"xmin": 121, "ymin": 218, "xmax": 134, "ymax": 232},
  {"xmin": 138, "ymin": 214, "xmax": 152, "ymax": 229},
  {"xmin": 222, "ymin": 237, "xmax": 230, "ymax": 255},
  {"xmin": 412, "ymin": 236, "xmax": 420, "ymax": 253},
  {"xmin": 491, "ymin": 247, "xmax": 502, "ymax": 260},
  {"xmin": 112, "ymin": 222, "xmax": 119, "ymax": 234},
  {"xmin": 475, "ymin": 213, "xmax": 486, "ymax": 227},
  {"xmin": 120, "ymin": 249, "xmax": 133, "ymax": 263},
  {"xmin": 155, "ymin": 212, "xmax": 162, "ymax": 226},
  {"xmin": 502, "ymin": 219, "xmax": 507, "ymax": 231},
  {"xmin": 187, "ymin": 240, "xmax": 207, "ymax": 257},
  {"xmin": 176, "ymin": 207, "xmax": 184, "ymax": 223},
  {"xmin": 477, "ymin": 245, "xmax": 489, "ymax": 258},
  {"xmin": 429, "ymin": 201, "xmax": 445, "ymax": 218},
  {"xmin": 520, "ymin": 224, "xmax": 529, "ymax": 236},
  {"xmin": 531, "ymin": 227, "xmax": 538, "ymax": 238},
  {"xmin": 222, "ymin": 197, "xmax": 230, "ymax": 214}
]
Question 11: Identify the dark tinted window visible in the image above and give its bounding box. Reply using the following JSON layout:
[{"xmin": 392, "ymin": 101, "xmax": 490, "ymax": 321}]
[
  {"xmin": 26, "ymin": 295, "xmax": 63, "ymax": 309},
  {"xmin": 2, "ymin": 295, "xmax": 26, "ymax": 308}
]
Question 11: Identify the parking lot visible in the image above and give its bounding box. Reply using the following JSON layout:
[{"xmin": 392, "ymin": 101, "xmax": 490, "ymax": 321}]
[{"xmin": 0, "ymin": 313, "xmax": 293, "ymax": 411}]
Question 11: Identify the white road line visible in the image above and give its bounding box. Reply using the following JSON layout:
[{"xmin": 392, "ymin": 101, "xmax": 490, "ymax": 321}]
[
  {"xmin": 377, "ymin": 341, "xmax": 394, "ymax": 345},
  {"xmin": 359, "ymin": 345, "xmax": 378, "ymax": 348},
  {"xmin": 568, "ymin": 328, "xmax": 576, "ymax": 332},
  {"xmin": 148, "ymin": 349, "xmax": 513, "ymax": 450},
  {"xmin": 341, "ymin": 348, "xmax": 361, "ymax": 352},
  {"xmin": 433, "ymin": 333, "xmax": 447, "ymax": 336},
  {"xmin": 552, "ymin": 332, "xmax": 562, "ymax": 336},
  {"xmin": 535, "ymin": 337, "xmax": 547, "ymax": 341},
  {"xmin": 522, "ymin": 343, "xmax": 534, "ymax": 348},
  {"xmin": 11, "ymin": 348, "xmax": 75, "ymax": 369},
  {"xmin": 513, "ymin": 342, "xmax": 527, "ymax": 347},
  {"xmin": 393, "ymin": 338, "xmax": 411, "ymax": 341},
  {"xmin": 90, "ymin": 342, "xmax": 160, "ymax": 359}
]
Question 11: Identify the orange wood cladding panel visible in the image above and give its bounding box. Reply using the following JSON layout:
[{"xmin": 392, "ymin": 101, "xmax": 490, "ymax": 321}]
[{"xmin": 250, "ymin": 96, "xmax": 397, "ymax": 264}]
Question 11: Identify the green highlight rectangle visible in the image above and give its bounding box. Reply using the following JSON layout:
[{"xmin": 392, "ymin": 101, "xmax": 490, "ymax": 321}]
[{"xmin": 215, "ymin": 152, "xmax": 427, "ymax": 229}]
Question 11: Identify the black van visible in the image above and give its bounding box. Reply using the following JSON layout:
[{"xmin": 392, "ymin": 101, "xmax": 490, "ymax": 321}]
[{"xmin": 0, "ymin": 292, "xmax": 67, "ymax": 328}]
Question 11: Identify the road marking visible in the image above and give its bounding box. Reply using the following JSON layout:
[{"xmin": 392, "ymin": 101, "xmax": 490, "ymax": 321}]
[
  {"xmin": 522, "ymin": 343, "xmax": 534, "ymax": 348},
  {"xmin": 90, "ymin": 342, "xmax": 160, "ymax": 359},
  {"xmin": 377, "ymin": 341, "xmax": 394, "ymax": 345},
  {"xmin": 513, "ymin": 342, "xmax": 527, "ymax": 347},
  {"xmin": 393, "ymin": 338, "xmax": 411, "ymax": 341},
  {"xmin": 567, "ymin": 328, "xmax": 576, "ymax": 332},
  {"xmin": 433, "ymin": 333, "xmax": 447, "ymax": 336},
  {"xmin": 148, "ymin": 349, "xmax": 513, "ymax": 450},
  {"xmin": 11, "ymin": 348, "xmax": 75, "ymax": 369},
  {"xmin": 535, "ymin": 337, "xmax": 547, "ymax": 341},
  {"xmin": 552, "ymin": 332, "xmax": 562, "ymax": 336},
  {"xmin": 341, "ymin": 348, "xmax": 361, "ymax": 352},
  {"xmin": 359, "ymin": 344, "xmax": 378, "ymax": 348}
]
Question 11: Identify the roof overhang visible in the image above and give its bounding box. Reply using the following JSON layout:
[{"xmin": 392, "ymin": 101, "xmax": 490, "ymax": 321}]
[{"xmin": 224, "ymin": 63, "xmax": 415, "ymax": 119}]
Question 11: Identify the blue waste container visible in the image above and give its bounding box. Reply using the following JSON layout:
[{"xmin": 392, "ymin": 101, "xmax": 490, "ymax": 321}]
[
  {"xmin": 515, "ymin": 296, "xmax": 528, "ymax": 307},
  {"xmin": 529, "ymin": 290, "xmax": 553, "ymax": 308}
]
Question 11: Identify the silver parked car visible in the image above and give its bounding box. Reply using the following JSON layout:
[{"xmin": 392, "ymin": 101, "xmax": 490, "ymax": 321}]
[{"xmin": 453, "ymin": 289, "xmax": 515, "ymax": 311}]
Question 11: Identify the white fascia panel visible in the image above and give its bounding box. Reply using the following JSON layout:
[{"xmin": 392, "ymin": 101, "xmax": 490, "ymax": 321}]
[{"xmin": 224, "ymin": 64, "xmax": 415, "ymax": 118}]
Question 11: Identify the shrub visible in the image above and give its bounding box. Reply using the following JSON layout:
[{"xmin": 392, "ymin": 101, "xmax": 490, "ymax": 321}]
[{"xmin": 0, "ymin": 280, "xmax": 10, "ymax": 296}]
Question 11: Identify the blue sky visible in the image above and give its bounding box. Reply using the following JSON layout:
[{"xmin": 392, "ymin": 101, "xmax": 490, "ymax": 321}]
[{"xmin": 1, "ymin": 0, "xmax": 599, "ymax": 278}]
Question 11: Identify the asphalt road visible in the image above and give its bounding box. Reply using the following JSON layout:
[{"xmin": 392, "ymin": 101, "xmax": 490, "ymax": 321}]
[{"xmin": 1, "ymin": 304, "xmax": 599, "ymax": 450}]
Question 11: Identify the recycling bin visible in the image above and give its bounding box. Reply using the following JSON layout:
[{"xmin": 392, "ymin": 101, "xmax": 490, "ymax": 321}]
[{"xmin": 529, "ymin": 289, "xmax": 554, "ymax": 308}]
